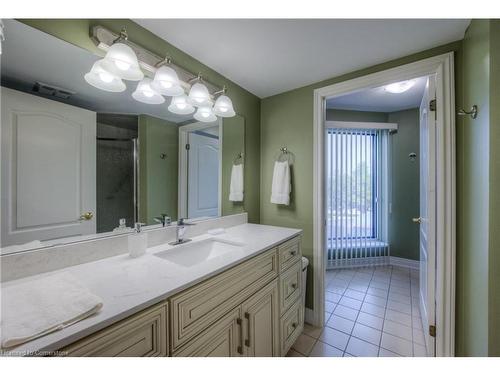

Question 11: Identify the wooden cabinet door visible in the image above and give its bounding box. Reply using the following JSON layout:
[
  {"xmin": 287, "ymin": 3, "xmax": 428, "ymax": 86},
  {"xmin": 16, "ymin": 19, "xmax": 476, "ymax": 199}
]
[
  {"xmin": 241, "ymin": 279, "xmax": 279, "ymax": 357},
  {"xmin": 173, "ymin": 307, "xmax": 243, "ymax": 357}
]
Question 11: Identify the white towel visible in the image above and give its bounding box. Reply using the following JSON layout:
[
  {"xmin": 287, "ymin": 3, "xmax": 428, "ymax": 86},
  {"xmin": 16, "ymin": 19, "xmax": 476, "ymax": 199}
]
[
  {"xmin": 229, "ymin": 164, "xmax": 244, "ymax": 202},
  {"xmin": 270, "ymin": 160, "xmax": 291, "ymax": 205},
  {"xmin": 1, "ymin": 272, "xmax": 103, "ymax": 349}
]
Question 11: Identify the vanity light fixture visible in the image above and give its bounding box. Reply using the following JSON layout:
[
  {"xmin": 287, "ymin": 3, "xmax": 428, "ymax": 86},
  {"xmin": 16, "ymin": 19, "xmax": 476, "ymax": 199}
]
[
  {"xmin": 84, "ymin": 60, "xmax": 126, "ymax": 92},
  {"xmin": 384, "ymin": 79, "xmax": 416, "ymax": 94},
  {"xmin": 151, "ymin": 60, "xmax": 184, "ymax": 97},
  {"xmin": 213, "ymin": 87, "xmax": 236, "ymax": 117},
  {"xmin": 194, "ymin": 105, "xmax": 217, "ymax": 123},
  {"xmin": 188, "ymin": 78, "xmax": 212, "ymax": 107},
  {"xmin": 168, "ymin": 94, "xmax": 195, "ymax": 115},
  {"xmin": 100, "ymin": 28, "xmax": 144, "ymax": 81},
  {"xmin": 132, "ymin": 78, "xmax": 165, "ymax": 104}
]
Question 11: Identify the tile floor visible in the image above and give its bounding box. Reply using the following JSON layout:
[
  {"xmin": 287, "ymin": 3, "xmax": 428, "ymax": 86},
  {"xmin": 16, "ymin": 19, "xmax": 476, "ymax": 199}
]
[{"xmin": 287, "ymin": 265, "xmax": 428, "ymax": 357}]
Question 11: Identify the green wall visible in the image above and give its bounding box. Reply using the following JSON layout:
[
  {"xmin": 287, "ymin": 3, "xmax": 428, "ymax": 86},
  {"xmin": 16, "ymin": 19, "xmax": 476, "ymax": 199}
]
[
  {"xmin": 326, "ymin": 109, "xmax": 388, "ymax": 122},
  {"xmin": 19, "ymin": 19, "xmax": 261, "ymax": 223},
  {"xmin": 222, "ymin": 115, "xmax": 246, "ymax": 216},
  {"xmin": 138, "ymin": 115, "xmax": 178, "ymax": 225},
  {"xmin": 387, "ymin": 109, "xmax": 420, "ymax": 261}
]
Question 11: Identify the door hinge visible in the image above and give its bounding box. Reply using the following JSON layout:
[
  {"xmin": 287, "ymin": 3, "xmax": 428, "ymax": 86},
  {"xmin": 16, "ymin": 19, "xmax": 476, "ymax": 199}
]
[
  {"xmin": 429, "ymin": 325, "xmax": 436, "ymax": 337},
  {"xmin": 429, "ymin": 99, "xmax": 436, "ymax": 112},
  {"xmin": 185, "ymin": 143, "xmax": 190, "ymax": 151}
]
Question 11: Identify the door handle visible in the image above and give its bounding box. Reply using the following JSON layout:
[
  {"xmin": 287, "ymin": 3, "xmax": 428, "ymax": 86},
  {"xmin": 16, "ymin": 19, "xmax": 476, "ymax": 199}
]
[
  {"xmin": 79, "ymin": 212, "xmax": 94, "ymax": 221},
  {"xmin": 412, "ymin": 217, "xmax": 422, "ymax": 224},
  {"xmin": 244, "ymin": 312, "xmax": 251, "ymax": 347},
  {"xmin": 236, "ymin": 318, "xmax": 243, "ymax": 354}
]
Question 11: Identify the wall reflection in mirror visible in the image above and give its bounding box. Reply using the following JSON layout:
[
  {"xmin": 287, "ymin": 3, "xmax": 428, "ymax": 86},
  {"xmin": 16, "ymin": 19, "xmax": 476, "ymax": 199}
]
[{"xmin": 0, "ymin": 20, "xmax": 246, "ymax": 254}]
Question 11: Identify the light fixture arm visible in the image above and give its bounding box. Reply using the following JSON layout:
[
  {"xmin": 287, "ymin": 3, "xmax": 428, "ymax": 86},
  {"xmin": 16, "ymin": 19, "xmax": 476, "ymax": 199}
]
[
  {"xmin": 213, "ymin": 85, "xmax": 227, "ymax": 97},
  {"xmin": 112, "ymin": 27, "xmax": 129, "ymax": 44}
]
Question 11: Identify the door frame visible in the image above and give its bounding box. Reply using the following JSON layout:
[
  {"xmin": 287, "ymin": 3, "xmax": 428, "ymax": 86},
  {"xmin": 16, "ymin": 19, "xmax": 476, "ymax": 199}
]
[
  {"xmin": 178, "ymin": 119, "xmax": 223, "ymax": 219},
  {"xmin": 312, "ymin": 52, "xmax": 456, "ymax": 356}
]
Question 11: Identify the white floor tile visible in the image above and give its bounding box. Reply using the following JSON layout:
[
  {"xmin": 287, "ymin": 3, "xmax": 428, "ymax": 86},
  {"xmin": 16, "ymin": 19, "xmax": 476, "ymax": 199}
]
[
  {"xmin": 364, "ymin": 294, "xmax": 387, "ymax": 308},
  {"xmin": 309, "ymin": 341, "xmax": 344, "ymax": 357},
  {"xmin": 412, "ymin": 328, "xmax": 425, "ymax": 345},
  {"xmin": 325, "ymin": 311, "xmax": 332, "ymax": 322},
  {"xmin": 385, "ymin": 309, "xmax": 412, "ymax": 326},
  {"xmin": 411, "ymin": 305, "xmax": 421, "ymax": 317},
  {"xmin": 339, "ymin": 296, "xmax": 362, "ymax": 310},
  {"xmin": 412, "ymin": 314, "xmax": 424, "ymax": 329},
  {"xmin": 325, "ymin": 301, "xmax": 336, "ymax": 313},
  {"xmin": 303, "ymin": 323, "xmax": 323, "ymax": 339},
  {"xmin": 387, "ymin": 300, "xmax": 412, "ymax": 315},
  {"xmin": 383, "ymin": 319, "xmax": 413, "ymax": 341},
  {"xmin": 286, "ymin": 349, "xmax": 305, "ymax": 357},
  {"xmin": 388, "ymin": 291, "xmax": 412, "ymax": 305},
  {"xmin": 367, "ymin": 287, "xmax": 388, "ymax": 298},
  {"xmin": 389, "ymin": 285, "xmax": 411, "ymax": 296},
  {"xmin": 291, "ymin": 333, "xmax": 316, "ymax": 356},
  {"xmin": 380, "ymin": 332, "xmax": 413, "ymax": 356},
  {"xmin": 356, "ymin": 312, "xmax": 384, "ymax": 330},
  {"xmin": 325, "ymin": 291, "xmax": 341, "ymax": 303},
  {"xmin": 333, "ymin": 304, "xmax": 359, "ymax": 321},
  {"xmin": 326, "ymin": 315, "xmax": 355, "ymax": 334},
  {"xmin": 352, "ymin": 323, "xmax": 382, "ymax": 345},
  {"xmin": 343, "ymin": 352, "xmax": 354, "ymax": 357},
  {"xmin": 378, "ymin": 348, "xmax": 401, "ymax": 357},
  {"xmin": 413, "ymin": 343, "xmax": 428, "ymax": 357},
  {"xmin": 345, "ymin": 336, "xmax": 379, "ymax": 357},
  {"xmin": 369, "ymin": 281, "xmax": 389, "ymax": 291},
  {"xmin": 319, "ymin": 326, "xmax": 350, "ymax": 351},
  {"xmin": 360, "ymin": 302, "xmax": 386, "ymax": 318},
  {"xmin": 344, "ymin": 288, "xmax": 366, "ymax": 301}
]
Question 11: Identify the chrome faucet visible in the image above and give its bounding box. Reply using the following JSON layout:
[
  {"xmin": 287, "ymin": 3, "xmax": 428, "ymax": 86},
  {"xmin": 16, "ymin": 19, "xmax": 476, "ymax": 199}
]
[
  {"xmin": 169, "ymin": 218, "xmax": 195, "ymax": 245},
  {"xmin": 154, "ymin": 213, "xmax": 171, "ymax": 227}
]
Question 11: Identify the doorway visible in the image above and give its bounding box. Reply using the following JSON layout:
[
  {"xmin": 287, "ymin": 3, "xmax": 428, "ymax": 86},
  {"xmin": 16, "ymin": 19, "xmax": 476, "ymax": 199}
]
[{"xmin": 311, "ymin": 53, "xmax": 456, "ymax": 357}]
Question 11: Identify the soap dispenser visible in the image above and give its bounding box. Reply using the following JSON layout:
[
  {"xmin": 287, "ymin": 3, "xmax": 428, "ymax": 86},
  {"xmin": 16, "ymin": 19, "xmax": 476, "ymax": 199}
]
[{"xmin": 129, "ymin": 222, "xmax": 147, "ymax": 258}]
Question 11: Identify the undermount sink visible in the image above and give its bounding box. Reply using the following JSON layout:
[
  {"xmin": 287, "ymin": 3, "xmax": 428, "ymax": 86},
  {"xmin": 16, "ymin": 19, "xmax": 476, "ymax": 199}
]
[{"xmin": 153, "ymin": 238, "xmax": 244, "ymax": 267}]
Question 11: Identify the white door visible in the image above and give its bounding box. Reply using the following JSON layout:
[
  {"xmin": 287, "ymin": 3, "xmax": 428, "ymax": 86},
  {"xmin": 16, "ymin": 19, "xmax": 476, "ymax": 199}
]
[
  {"xmin": 1, "ymin": 87, "xmax": 96, "ymax": 247},
  {"xmin": 187, "ymin": 131, "xmax": 220, "ymax": 218},
  {"xmin": 418, "ymin": 77, "xmax": 436, "ymax": 356}
]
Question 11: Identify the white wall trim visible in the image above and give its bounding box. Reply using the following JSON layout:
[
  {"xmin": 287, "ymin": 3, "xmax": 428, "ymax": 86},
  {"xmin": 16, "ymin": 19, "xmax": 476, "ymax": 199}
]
[
  {"xmin": 313, "ymin": 52, "xmax": 456, "ymax": 357},
  {"xmin": 304, "ymin": 307, "xmax": 315, "ymax": 325},
  {"xmin": 390, "ymin": 256, "xmax": 420, "ymax": 270},
  {"xmin": 325, "ymin": 120, "xmax": 398, "ymax": 130}
]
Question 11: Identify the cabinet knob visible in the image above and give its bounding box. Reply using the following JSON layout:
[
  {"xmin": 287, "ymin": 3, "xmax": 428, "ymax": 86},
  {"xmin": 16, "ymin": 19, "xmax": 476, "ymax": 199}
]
[
  {"xmin": 79, "ymin": 212, "xmax": 94, "ymax": 221},
  {"xmin": 291, "ymin": 283, "xmax": 297, "ymax": 289},
  {"xmin": 290, "ymin": 250, "xmax": 296, "ymax": 256},
  {"xmin": 291, "ymin": 322, "xmax": 298, "ymax": 329}
]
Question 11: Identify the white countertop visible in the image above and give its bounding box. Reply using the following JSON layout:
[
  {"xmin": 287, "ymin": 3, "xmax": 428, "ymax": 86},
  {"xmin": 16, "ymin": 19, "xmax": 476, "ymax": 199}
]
[{"xmin": 1, "ymin": 223, "xmax": 302, "ymax": 356}]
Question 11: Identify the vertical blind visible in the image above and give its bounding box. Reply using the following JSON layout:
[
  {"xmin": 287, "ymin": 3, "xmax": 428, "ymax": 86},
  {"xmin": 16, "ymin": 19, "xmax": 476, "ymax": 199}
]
[{"xmin": 326, "ymin": 128, "xmax": 388, "ymax": 268}]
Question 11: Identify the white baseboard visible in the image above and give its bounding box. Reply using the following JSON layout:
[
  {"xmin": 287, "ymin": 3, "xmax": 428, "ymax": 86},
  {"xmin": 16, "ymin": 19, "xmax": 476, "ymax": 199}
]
[
  {"xmin": 389, "ymin": 256, "xmax": 419, "ymax": 270},
  {"xmin": 304, "ymin": 308, "xmax": 315, "ymax": 325}
]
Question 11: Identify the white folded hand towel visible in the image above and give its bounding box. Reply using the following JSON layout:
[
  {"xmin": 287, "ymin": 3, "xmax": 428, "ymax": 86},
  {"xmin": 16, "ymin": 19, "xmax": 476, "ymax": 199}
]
[
  {"xmin": 229, "ymin": 164, "xmax": 244, "ymax": 202},
  {"xmin": 1, "ymin": 272, "xmax": 103, "ymax": 349},
  {"xmin": 270, "ymin": 160, "xmax": 291, "ymax": 205}
]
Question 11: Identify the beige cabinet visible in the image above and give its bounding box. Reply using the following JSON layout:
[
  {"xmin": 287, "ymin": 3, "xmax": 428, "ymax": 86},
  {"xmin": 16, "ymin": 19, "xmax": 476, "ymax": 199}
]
[
  {"xmin": 62, "ymin": 301, "xmax": 168, "ymax": 357},
  {"xmin": 241, "ymin": 279, "xmax": 279, "ymax": 357},
  {"xmin": 57, "ymin": 235, "xmax": 302, "ymax": 357}
]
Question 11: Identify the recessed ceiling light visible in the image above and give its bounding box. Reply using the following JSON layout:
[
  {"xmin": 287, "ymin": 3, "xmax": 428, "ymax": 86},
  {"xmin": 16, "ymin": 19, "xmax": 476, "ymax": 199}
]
[{"xmin": 384, "ymin": 80, "xmax": 416, "ymax": 94}]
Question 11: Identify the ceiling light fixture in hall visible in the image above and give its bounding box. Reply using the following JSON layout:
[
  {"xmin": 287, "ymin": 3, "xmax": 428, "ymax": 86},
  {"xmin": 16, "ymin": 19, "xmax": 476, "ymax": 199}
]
[
  {"xmin": 384, "ymin": 79, "xmax": 416, "ymax": 94},
  {"xmin": 84, "ymin": 26, "xmax": 235, "ymax": 121}
]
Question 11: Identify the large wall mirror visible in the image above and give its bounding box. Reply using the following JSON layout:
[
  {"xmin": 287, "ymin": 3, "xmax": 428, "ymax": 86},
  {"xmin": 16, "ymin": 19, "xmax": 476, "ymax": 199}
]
[{"xmin": 0, "ymin": 20, "xmax": 246, "ymax": 254}]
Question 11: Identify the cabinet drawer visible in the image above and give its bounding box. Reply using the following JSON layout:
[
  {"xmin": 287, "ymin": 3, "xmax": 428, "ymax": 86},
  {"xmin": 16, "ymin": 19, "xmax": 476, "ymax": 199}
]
[
  {"xmin": 173, "ymin": 308, "xmax": 242, "ymax": 357},
  {"xmin": 280, "ymin": 298, "xmax": 303, "ymax": 355},
  {"xmin": 279, "ymin": 259, "xmax": 302, "ymax": 314},
  {"xmin": 62, "ymin": 302, "xmax": 168, "ymax": 357},
  {"xmin": 278, "ymin": 236, "xmax": 301, "ymax": 271},
  {"xmin": 170, "ymin": 248, "xmax": 278, "ymax": 351}
]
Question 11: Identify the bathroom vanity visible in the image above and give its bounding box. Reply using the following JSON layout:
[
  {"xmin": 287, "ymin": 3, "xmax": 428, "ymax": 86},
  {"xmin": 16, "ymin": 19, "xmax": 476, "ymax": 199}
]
[{"xmin": 1, "ymin": 221, "xmax": 303, "ymax": 357}]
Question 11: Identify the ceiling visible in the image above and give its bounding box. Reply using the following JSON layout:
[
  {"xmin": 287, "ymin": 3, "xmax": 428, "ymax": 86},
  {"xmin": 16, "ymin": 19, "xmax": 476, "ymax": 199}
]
[
  {"xmin": 135, "ymin": 19, "xmax": 469, "ymax": 98},
  {"xmin": 327, "ymin": 76, "xmax": 428, "ymax": 113},
  {"xmin": 1, "ymin": 19, "xmax": 192, "ymax": 124}
]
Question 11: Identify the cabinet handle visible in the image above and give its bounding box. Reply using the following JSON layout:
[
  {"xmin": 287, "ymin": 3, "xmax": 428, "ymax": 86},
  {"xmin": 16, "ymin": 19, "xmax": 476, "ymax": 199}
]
[
  {"xmin": 290, "ymin": 250, "xmax": 297, "ymax": 256},
  {"xmin": 292, "ymin": 322, "xmax": 298, "ymax": 329},
  {"xmin": 291, "ymin": 283, "xmax": 297, "ymax": 290},
  {"xmin": 244, "ymin": 312, "xmax": 251, "ymax": 347},
  {"xmin": 236, "ymin": 318, "xmax": 243, "ymax": 354}
]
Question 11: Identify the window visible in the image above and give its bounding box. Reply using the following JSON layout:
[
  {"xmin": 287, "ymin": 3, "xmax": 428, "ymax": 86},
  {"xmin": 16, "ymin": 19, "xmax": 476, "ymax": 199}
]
[{"xmin": 326, "ymin": 128, "xmax": 384, "ymax": 261}]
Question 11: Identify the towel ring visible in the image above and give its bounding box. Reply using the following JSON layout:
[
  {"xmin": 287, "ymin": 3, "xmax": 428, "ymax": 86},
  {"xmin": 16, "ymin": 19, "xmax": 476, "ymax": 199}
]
[{"xmin": 233, "ymin": 152, "xmax": 244, "ymax": 165}]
